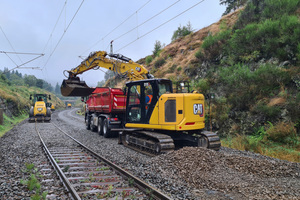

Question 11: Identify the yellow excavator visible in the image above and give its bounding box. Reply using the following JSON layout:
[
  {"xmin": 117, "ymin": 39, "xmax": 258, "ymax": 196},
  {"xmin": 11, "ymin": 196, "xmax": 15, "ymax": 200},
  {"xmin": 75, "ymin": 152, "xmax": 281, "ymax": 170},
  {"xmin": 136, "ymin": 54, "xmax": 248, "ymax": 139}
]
[{"xmin": 61, "ymin": 50, "xmax": 220, "ymax": 154}]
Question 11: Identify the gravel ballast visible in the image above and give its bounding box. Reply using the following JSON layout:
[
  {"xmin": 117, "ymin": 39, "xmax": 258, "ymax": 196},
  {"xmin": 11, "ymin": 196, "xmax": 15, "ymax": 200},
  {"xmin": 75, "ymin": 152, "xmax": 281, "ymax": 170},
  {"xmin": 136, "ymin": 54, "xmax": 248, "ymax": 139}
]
[{"xmin": 0, "ymin": 108, "xmax": 299, "ymax": 199}]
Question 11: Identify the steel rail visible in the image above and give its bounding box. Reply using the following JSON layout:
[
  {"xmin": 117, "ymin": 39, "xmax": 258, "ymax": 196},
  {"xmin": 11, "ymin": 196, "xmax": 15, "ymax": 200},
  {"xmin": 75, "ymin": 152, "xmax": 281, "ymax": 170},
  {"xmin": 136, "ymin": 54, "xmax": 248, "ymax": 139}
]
[
  {"xmin": 35, "ymin": 122, "xmax": 81, "ymax": 200},
  {"xmin": 52, "ymin": 122, "xmax": 172, "ymax": 200}
]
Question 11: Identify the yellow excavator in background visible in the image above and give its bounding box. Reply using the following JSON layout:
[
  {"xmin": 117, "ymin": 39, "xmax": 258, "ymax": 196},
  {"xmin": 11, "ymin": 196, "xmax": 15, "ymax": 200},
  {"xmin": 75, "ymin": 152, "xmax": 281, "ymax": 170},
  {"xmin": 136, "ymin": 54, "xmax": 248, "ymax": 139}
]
[{"xmin": 61, "ymin": 50, "xmax": 220, "ymax": 154}]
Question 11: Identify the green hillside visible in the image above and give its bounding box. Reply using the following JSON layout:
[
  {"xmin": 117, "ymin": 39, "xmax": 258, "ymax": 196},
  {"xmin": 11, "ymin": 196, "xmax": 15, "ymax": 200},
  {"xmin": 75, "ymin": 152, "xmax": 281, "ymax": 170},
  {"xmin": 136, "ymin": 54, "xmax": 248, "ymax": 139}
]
[
  {"xmin": 0, "ymin": 72, "xmax": 65, "ymax": 136},
  {"xmin": 139, "ymin": 0, "xmax": 300, "ymax": 162}
]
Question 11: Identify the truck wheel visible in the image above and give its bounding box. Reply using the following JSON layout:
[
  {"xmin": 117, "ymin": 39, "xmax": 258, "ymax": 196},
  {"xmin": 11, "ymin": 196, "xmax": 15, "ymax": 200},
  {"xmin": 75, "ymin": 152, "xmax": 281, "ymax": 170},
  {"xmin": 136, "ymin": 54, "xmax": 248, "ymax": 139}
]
[
  {"xmin": 97, "ymin": 117, "xmax": 103, "ymax": 135},
  {"xmin": 103, "ymin": 118, "xmax": 111, "ymax": 138},
  {"xmin": 91, "ymin": 116, "xmax": 97, "ymax": 132},
  {"xmin": 86, "ymin": 116, "xmax": 91, "ymax": 130},
  {"xmin": 46, "ymin": 108, "xmax": 51, "ymax": 117},
  {"xmin": 29, "ymin": 107, "xmax": 34, "ymax": 117}
]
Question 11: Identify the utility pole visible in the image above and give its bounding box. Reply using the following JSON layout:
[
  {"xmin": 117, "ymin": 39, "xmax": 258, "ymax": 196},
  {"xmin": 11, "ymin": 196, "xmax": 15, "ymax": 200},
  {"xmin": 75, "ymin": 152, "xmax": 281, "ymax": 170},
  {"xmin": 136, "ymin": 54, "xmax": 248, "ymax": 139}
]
[{"xmin": 0, "ymin": 108, "xmax": 3, "ymax": 125}]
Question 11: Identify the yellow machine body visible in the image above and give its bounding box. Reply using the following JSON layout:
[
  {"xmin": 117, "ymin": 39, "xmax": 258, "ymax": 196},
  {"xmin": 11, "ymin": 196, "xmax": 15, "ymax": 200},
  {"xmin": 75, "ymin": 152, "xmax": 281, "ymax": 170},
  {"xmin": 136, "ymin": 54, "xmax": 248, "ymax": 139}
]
[
  {"xmin": 125, "ymin": 93, "xmax": 205, "ymax": 131},
  {"xmin": 34, "ymin": 101, "xmax": 47, "ymax": 116}
]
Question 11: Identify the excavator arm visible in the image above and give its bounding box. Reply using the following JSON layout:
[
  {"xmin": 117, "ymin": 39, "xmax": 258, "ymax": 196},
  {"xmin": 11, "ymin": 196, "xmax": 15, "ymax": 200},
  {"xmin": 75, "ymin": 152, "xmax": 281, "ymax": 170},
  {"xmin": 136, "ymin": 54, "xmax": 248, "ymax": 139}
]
[{"xmin": 61, "ymin": 51, "xmax": 153, "ymax": 96}]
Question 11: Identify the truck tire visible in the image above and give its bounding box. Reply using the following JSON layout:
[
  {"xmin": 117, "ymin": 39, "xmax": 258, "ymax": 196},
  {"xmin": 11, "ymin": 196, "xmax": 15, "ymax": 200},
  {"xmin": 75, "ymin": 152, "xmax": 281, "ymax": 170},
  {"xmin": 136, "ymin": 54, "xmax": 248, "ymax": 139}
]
[
  {"xmin": 46, "ymin": 108, "xmax": 51, "ymax": 117},
  {"xmin": 86, "ymin": 115, "xmax": 91, "ymax": 130},
  {"xmin": 90, "ymin": 115, "xmax": 97, "ymax": 132},
  {"xmin": 103, "ymin": 118, "xmax": 111, "ymax": 138},
  {"xmin": 29, "ymin": 107, "xmax": 34, "ymax": 117},
  {"xmin": 97, "ymin": 117, "xmax": 103, "ymax": 135}
]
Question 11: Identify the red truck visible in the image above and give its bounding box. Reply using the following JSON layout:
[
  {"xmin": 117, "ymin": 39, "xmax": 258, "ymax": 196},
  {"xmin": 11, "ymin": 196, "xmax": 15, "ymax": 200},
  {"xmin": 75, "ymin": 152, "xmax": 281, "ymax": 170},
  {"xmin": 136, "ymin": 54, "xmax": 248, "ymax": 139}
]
[{"xmin": 84, "ymin": 87, "xmax": 126, "ymax": 138}]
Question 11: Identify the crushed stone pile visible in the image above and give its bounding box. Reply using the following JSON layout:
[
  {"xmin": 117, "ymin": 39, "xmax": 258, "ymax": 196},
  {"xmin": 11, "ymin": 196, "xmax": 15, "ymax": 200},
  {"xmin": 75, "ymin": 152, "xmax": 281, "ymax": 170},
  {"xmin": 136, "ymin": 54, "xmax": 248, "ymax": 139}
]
[{"xmin": 151, "ymin": 147, "xmax": 300, "ymax": 199}]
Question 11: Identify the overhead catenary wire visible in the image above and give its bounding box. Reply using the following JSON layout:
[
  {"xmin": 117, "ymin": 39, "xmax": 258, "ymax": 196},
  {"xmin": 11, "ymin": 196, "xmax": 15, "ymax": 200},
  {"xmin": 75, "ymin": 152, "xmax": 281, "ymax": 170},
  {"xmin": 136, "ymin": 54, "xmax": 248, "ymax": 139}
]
[
  {"xmin": 41, "ymin": 0, "xmax": 68, "ymax": 54},
  {"xmin": 2, "ymin": 53, "xmax": 44, "ymax": 72},
  {"xmin": 116, "ymin": 0, "xmax": 205, "ymax": 52},
  {"xmin": 0, "ymin": 51, "xmax": 44, "ymax": 55},
  {"xmin": 0, "ymin": 51, "xmax": 44, "ymax": 71},
  {"xmin": 38, "ymin": 0, "xmax": 67, "ymax": 83},
  {"xmin": 103, "ymin": 0, "xmax": 152, "ymax": 40},
  {"xmin": 3, "ymin": 52, "xmax": 18, "ymax": 67},
  {"xmin": 42, "ymin": 0, "xmax": 85, "ymax": 70},
  {"xmin": 80, "ymin": 0, "xmax": 152, "ymax": 56},
  {"xmin": 0, "ymin": 25, "xmax": 29, "ymax": 73},
  {"xmin": 113, "ymin": 0, "xmax": 181, "ymax": 42}
]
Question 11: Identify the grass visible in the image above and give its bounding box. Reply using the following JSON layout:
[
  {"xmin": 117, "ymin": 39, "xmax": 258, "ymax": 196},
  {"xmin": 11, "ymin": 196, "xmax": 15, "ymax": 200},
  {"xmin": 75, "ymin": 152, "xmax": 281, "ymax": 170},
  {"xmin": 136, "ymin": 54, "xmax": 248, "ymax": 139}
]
[
  {"xmin": 222, "ymin": 121, "xmax": 300, "ymax": 162},
  {"xmin": 20, "ymin": 163, "xmax": 48, "ymax": 200},
  {"xmin": 0, "ymin": 112, "xmax": 28, "ymax": 137},
  {"xmin": 222, "ymin": 136, "xmax": 300, "ymax": 162}
]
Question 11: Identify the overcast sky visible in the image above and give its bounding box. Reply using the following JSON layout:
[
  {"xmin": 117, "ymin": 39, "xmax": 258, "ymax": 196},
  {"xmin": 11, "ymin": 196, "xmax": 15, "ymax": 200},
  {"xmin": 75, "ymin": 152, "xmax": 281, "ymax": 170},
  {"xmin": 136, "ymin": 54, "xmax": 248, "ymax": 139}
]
[{"xmin": 0, "ymin": 0, "xmax": 226, "ymax": 87}]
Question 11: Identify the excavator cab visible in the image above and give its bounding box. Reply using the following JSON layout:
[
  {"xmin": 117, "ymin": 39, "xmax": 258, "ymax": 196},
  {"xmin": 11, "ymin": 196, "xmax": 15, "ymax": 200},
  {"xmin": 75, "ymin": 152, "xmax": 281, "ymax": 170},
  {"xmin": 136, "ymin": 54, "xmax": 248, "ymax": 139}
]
[{"xmin": 125, "ymin": 79, "xmax": 172, "ymax": 124}]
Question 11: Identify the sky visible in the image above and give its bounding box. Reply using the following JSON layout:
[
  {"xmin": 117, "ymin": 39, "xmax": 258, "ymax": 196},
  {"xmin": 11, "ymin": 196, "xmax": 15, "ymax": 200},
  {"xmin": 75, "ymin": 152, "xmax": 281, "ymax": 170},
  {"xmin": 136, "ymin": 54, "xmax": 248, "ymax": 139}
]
[{"xmin": 0, "ymin": 0, "xmax": 226, "ymax": 87}]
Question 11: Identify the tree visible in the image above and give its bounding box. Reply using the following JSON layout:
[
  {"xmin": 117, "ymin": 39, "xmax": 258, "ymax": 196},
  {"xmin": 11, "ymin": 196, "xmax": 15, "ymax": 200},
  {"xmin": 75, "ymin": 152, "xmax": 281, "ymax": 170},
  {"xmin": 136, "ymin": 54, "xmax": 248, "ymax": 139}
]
[
  {"xmin": 97, "ymin": 80, "xmax": 105, "ymax": 87},
  {"xmin": 153, "ymin": 40, "xmax": 163, "ymax": 57},
  {"xmin": 104, "ymin": 70, "xmax": 114, "ymax": 81},
  {"xmin": 42, "ymin": 81, "xmax": 53, "ymax": 92},
  {"xmin": 171, "ymin": 22, "xmax": 193, "ymax": 41},
  {"xmin": 24, "ymin": 75, "xmax": 37, "ymax": 87},
  {"xmin": 220, "ymin": 0, "xmax": 247, "ymax": 15},
  {"xmin": 10, "ymin": 74, "xmax": 24, "ymax": 85},
  {"xmin": 36, "ymin": 79, "xmax": 44, "ymax": 88},
  {"xmin": 55, "ymin": 83, "xmax": 60, "ymax": 94},
  {"xmin": 15, "ymin": 70, "xmax": 22, "ymax": 78},
  {"xmin": 3, "ymin": 67, "xmax": 10, "ymax": 80}
]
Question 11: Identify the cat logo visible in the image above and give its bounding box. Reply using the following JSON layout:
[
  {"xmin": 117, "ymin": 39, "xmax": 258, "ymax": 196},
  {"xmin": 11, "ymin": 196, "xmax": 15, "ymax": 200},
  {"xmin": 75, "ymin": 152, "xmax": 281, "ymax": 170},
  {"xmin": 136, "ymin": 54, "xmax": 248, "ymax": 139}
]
[
  {"xmin": 136, "ymin": 67, "xmax": 141, "ymax": 72},
  {"xmin": 193, "ymin": 104, "xmax": 203, "ymax": 117}
]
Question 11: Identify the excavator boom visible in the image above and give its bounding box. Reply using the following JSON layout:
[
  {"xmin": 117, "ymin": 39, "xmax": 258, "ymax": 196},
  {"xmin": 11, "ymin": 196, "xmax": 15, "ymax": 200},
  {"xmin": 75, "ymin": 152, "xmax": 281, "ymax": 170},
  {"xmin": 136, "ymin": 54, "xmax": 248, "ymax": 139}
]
[{"xmin": 61, "ymin": 51, "xmax": 152, "ymax": 96}]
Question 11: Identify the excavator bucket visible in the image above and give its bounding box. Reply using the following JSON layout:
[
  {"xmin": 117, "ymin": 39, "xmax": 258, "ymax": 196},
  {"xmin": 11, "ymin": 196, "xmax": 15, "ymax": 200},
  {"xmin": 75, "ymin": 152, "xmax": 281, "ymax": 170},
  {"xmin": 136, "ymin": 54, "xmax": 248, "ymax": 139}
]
[{"xmin": 60, "ymin": 78, "xmax": 95, "ymax": 97}]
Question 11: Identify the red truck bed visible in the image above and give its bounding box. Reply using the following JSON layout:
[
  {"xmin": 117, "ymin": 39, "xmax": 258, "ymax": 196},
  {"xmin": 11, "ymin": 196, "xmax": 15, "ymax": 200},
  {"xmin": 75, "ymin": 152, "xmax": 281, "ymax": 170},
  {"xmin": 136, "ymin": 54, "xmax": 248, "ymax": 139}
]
[{"xmin": 86, "ymin": 87, "xmax": 126, "ymax": 114}]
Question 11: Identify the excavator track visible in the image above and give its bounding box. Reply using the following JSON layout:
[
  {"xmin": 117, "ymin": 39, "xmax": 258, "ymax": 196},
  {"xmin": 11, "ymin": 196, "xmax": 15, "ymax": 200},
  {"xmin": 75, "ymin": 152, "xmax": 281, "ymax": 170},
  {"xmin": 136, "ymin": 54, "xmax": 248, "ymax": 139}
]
[
  {"xmin": 121, "ymin": 130, "xmax": 175, "ymax": 157},
  {"xmin": 198, "ymin": 131, "xmax": 221, "ymax": 151},
  {"xmin": 120, "ymin": 130, "xmax": 221, "ymax": 156}
]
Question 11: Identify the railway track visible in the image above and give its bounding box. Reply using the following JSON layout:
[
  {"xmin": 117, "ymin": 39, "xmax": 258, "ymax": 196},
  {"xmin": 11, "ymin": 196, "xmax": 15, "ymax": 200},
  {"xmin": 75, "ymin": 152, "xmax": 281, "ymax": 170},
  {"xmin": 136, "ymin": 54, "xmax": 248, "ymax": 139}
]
[{"xmin": 35, "ymin": 122, "xmax": 172, "ymax": 200}]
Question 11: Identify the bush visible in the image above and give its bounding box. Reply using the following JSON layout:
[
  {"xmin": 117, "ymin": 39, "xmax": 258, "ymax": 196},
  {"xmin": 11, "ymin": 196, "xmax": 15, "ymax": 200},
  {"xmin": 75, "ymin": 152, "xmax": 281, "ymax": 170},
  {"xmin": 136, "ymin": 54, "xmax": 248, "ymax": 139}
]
[
  {"xmin": 172, "ymin": 22, "xmax": 193, "ymax": 41},
  {"xmin": 219, "ymin": 64, "xmax": 291, "ymax": 110},
  {"xmin": 211, "ymin": 97, "xmax": 230, "ymax": 126},
  {"xmin": 265, "ymin": 121, "xmax": 297, "ymax": 144},
  {"xmin": 154, "ymin": 58, "xmax": 166, "ymax": 68},
  {"xmin": 227, "ymin": 14, "xmax": 300, "ymax": 63},
  {"xmin": 262, "ymin": 0, "xmax": 300, "ymax": 20},
  {"xmin": 195, "ymin": 49, "xmax": 204, "ymax": 60},
  {"xmin": 167, "ymin": 64, "xmax": 177, "ymax": 73},
  {"xmin": 253, "ymin": 64, "xmax": 291, "ymax": 93},
  {"xmin": 194, "ymin": 78, "xmax": 210, "ymax": 95},
  {"xmin": 253, "ymin": 102, "xmax": 281, "ymax": 120},
  {"xmin": 200, "ymin": 29, "xmax": 231, "ymax": 62},
  {"xmin": 145, "ymin": 56, "xmax": 153, "ymax": 65}
]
